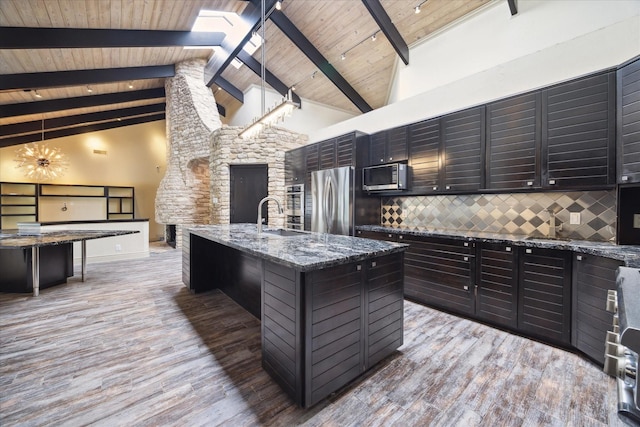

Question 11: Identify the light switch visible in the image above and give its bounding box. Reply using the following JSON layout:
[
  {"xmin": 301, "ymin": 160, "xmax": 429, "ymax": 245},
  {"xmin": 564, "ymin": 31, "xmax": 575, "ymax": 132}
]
[{"xmin": 569, "ymin": 212, "xmax": 581, "ymax": 225}]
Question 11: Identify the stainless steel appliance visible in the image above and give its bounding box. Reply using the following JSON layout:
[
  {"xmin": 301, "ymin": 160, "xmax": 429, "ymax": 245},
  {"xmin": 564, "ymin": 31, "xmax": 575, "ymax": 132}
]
[
  {"xmin": 362, "ymin": 163, "xmax": 408, "ymax": 192},
  {"xmin": 311, "ymin": 166, "xmax": 354, "ymax": 235},
  {"xmin": 285, "ymin": 184, "xmax": 304, "ymax": 230},
  {"xmin": 604, "ymin": 266, "xmax": 640, "ymax": 426}
]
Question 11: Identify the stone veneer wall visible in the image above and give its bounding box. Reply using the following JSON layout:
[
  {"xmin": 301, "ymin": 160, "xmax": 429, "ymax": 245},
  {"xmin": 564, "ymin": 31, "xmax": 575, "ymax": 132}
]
[
  {"xmin": 210, "ymin": 126, "xmax": 307, "ymax": 227},
  {"xmin": 381, "ymin": 190, "xmax": 617, "ymax": 242},
  {"xmin": 155, "ymin": 59, "xmax": 221, "ymax": 247}
]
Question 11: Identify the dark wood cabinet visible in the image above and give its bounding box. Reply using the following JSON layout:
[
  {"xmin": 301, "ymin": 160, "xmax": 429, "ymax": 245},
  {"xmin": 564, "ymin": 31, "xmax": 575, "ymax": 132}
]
[
  {"xmin": 618, "ymin": 57, "xmax": 640, "ymax": 184},
  {"xmin": 367, "ymin": 125, "xmax": 408, "ymax": 166},
  {"xmin": 572, "ymin": 254, "xmax": 622, "ymax": 365},
  {"xmin": 304, "ymin": 145, "xmax": 319, "ymax": 230},
  {"xmin": 441, "ymin": 106, "xmax": 486, "ymax": 193},
  {"xmin": 285, "ymin": 146, "xmax": 306, "ymax": 184},
  {"xmin": 476, "ymin": 242, "xmax": 518, "ymax": 329},
  {"xmin": 318, "ymin": 138, "xmax": 337, "ymax": 170},
  {"xmin": 518, "ymin": 247, "xmax": 572, "ymax": 345},
  {"xmin": 403, "ymin": 235, "xmax": 475, "ymax": 315},
  {"xmin": 336, "ymin": 133, "xmax": 355, "ymax": 167},
  {"xmin": 408, "ymin": 118, "xmax": 441, "ymax": 194},
  {"xmin": 485, "ymin": 92, "xmax": 541, "ymax": 190},
  {"xmin": 542, "ymin": 71, "xmax": 616, "ymax": 189}
]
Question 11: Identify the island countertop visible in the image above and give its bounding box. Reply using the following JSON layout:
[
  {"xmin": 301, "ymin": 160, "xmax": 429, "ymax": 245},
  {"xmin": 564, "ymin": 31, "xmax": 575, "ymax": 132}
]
[
  {"xmin": 186, "ymin": 223, "xmax": 408, "ymax": 272},
  {"xmin": 0, "ymin": 229, "xmax": 139, "ymax": 249}
]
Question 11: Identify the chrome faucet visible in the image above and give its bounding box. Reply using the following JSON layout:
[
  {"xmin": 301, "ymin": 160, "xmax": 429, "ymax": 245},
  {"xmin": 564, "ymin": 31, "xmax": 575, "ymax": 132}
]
[
  {"xmin": 257, "ymin": 196, "xmax": 284, "ymax": 234},
  {"xmin": 547, "ymin": 209, "xmax": 562, "ymax": 238}
]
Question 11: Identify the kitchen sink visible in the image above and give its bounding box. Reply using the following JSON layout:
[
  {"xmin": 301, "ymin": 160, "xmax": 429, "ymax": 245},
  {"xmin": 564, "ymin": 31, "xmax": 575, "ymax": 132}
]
[
  {"xmin": 523, "ymin": 236, "xmax": 571, "ymax": 241},
  {"xmin": 261, "ymin": 228, "xmax": 308, "ymax": 237}
]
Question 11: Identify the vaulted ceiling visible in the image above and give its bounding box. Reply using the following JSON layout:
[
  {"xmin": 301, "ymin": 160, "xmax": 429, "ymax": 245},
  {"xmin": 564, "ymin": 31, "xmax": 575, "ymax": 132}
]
[{"xmin": 0, "ymin": 0, "xmax": 499, "ymax": 148}]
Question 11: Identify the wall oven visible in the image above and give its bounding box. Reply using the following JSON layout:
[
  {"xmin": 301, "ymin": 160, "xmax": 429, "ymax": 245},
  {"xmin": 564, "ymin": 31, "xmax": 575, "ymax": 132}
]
[
  {"xmin": 285, "ymin": 184, "xmax": 304, "ymax": 230},
  {"xmin": 604, "ymin": 266, "xmax": 640, "ymax": 426}
]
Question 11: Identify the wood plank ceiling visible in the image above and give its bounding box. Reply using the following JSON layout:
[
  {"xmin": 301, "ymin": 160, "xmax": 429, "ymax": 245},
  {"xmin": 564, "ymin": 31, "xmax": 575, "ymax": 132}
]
[{"xmin": 0, "ymin": 0, "xmax": 493, "ymax": 147}]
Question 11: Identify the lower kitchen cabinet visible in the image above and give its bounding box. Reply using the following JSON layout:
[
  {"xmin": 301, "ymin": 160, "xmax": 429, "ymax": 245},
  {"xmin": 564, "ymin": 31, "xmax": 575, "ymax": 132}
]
[
  {"xmin": 572, "ymin": 254, "xmax": 623, "ymax": 365},
  {"xmin": 518, "ymin": 247, "xmax": 572, "ymax": 345},
  {"xmin": 476, "ymin": 242, "xmax": 518, "ymax": 329},
  {"xmin": 403, "ymin": 235, "xmax": 475, "ymax": 315}
]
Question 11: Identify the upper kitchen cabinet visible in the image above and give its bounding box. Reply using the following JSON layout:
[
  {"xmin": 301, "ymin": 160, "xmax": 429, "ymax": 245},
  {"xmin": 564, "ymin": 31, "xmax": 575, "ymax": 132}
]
[
  {"xmin": 285, "ymin": 146, "xmax": 306, "ymax": 184},
  {"xmin": 441, "ymin": 106, "xmax": 486, "ymax": 193},
  {"xmin": 486, "ymin": 92, "xmax": 541, "ymax": 190},
  {"xmin": 318, "ymin": 138, "xmax": 337, "ymax": 170},
  {"xmin": 368, "ymin": 126, "xmax": 408, "ymax": 166},
  {"xmin": 408, "ymin": 118, "xmax": 441, "ymax": 194},
  {"xmin": 542, "ymin": 71, "xmax": 616, "ymax": 190},
  {"xmin": 617, "ymin": 57, "xmax": 640, "ymax": 184},
  {"xmin": 304, "ymin": 144, "xmax": 319, "ymax": 231}
]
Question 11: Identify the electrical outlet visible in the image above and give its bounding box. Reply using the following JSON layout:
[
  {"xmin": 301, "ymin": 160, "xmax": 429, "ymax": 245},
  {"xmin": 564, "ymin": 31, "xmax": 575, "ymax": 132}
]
[
  {"xmin": 569, "ymin": 212, "xmax": 581, "ymax": 225},
  {"xmin": 115, "ymin": 244, "xmax": 122, "ymax": 252}
]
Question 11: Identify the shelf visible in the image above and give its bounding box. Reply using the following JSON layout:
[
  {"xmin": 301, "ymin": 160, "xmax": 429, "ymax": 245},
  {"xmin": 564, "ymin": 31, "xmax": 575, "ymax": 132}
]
[{"xmin": 40, "ymin": 184, "xmax": 105, "ymax": 197}]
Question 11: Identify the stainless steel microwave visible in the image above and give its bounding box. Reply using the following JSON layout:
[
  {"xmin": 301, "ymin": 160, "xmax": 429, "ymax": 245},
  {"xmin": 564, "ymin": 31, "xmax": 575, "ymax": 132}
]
[{"xmin": 362, "ymin": 163, "xmax": 408, "ymax": 191}]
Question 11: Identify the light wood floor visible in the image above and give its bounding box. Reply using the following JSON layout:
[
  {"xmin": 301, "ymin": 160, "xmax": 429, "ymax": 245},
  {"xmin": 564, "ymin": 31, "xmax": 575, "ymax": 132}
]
[{"xmin": 0, "ymin": 243, "xmax": 626, "ymax": 426}]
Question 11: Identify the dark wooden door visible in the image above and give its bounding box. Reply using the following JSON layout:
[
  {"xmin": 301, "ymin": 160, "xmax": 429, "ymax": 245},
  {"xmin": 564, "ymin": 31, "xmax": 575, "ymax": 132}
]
[
  {"xmin": 285, "ymin": 146, "xmax": 305, "ymax": 184},
  {"xmin": 336, "ymin": 133, "xmax": 355, "ymax": 167},
  {"xmin": 387, "ymin": 125, "xmax": 408, "ymax": 163},
  {"xmin": 408, "ymin": 117, "xmax": 441, "ymax": 194},
  {"xmin": 304, "ymin": 145, "xmax": 319, "ymax": 230},
  {"xmin": 476, "ymin": 242, "xmax": 518, "ymax": 329},
  {"xmin": 230, "ymin": 164, "xmax": 268, "ymax": 224},
  {"xmin": 369, "ymin": 131, "xmax": 387, "ymax": 165},
  {"xmin": 318, "ymin": 138, "xmax": 337, "ymax": 170},
  {"xmin": 542, "ymin": 71, "xmax": 616, "ymax": 189},
  {"xmin": 618, "ymin": 57, "xmax": 640, "ymax": 183}
]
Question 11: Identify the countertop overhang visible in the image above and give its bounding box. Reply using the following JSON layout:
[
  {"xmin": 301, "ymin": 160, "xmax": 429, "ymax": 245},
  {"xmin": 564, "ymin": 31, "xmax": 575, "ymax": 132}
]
[
  {"xmin": 186, "ymin": 224, "xmax": 408, "ymax": 272},
  {"xmin": 357, "ymin": 225, "xmax": 640, "ymax": 266},
  {"xmin": 0, "ymin": 230, "xmax": 140, "ymax": 249}
]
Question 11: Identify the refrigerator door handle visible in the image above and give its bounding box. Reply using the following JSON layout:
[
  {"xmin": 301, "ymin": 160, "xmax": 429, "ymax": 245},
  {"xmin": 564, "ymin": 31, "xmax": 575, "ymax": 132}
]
[{"xmin": 324, "ymin": 175, "xmax": 333, "ymax": 233}]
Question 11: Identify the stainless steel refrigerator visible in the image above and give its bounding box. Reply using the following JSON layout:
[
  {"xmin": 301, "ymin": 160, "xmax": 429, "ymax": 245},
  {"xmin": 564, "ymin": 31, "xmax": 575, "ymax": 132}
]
[{"xmin": 311, "ymin": 166, "xmax": 354, "ymax": 235}]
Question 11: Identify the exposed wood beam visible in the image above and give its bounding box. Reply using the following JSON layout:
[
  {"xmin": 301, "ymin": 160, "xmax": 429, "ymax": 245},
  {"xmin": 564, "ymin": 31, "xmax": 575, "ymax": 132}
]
[
  {"xmin": 0, "ymin": 65, "xmax": 175, "ymax": 92},
  {"xmin": 361, "ymin": 0, "xmax": 409, "ymax": 65},
  {"xmin": 0, "ymin": 27, "xmax": 225, "ymax": 49},
  {"xmin": 0, "ymin": 114, "xmax": 165, "ymax": 148},
  {"xmin": 213, "ymin": 76, "xmax": 244, "ymax": 104},
  {"xmin": 269, "ymin": 10, "xmax": 372, "ymax": 113},
  {"xmin": 203, "ymin": 0, "xmax": 278, "ymax": 87},
  {"xmin": 0, "ymin": 104, "xmax": 166, "ymax": 139},
  {"xmin": 236, "ymin": 50, "xmax": 301, "ymax": 105},
  {"xmin": 0, "ymin": 88, "xmax": 165, "ymax": 119},
  {"xmin": 508, "ymin": 0, "xmax": 518, "ymax": 15}
]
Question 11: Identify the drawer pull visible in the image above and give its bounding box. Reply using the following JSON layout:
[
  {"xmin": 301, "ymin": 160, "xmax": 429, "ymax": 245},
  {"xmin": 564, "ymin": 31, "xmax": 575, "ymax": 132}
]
[
  {"xmin": 549, "ymin": 179, "xmax": 556, "ymax": 185},
  {"xmin": 526, "ymin": 248, "xmax": 532, "ymax": 254},
  {"xmin": 506, "ymin": 247, "xmax": 511, "ymax": 252},
  {"xmin": 576, "ymin": 255, "xmax": 583, "ymax": 261},
  {"xmin": 446, "ymin": 185, "xmax": 451, "ymax": 190},
  {"xmin": 399, "ymin": 235, "xmax": 403, "ymax": 240},
  {"xmin": 463, "ymin": 285, "xmax": 469, "ymax": 291},
  {"xmin": 464, "ymin": 242, "xmax": 469, "ymax": 247},
  {"xmin": 463, "ymin": 256, "xmax": 469, "ymax": 262},
  {"xmin": 622, "ymin": 175, "xmax": 629, "ymax": 182},
  {"xmin": 371, "ymin": 261, "xmax": 377, "ymax": 268},
  {"xmin": 526, "ymin": 181, "xmax": 533, "ymax": 186},
  {"xmin": 357, "ymin": 265, "xmax": 362, "ymax": 271},
  {"xmin": 432, "ymin": 186, "xmax": 438, "ymax": 191},
  {"xmin": 388, "ymin": 234, "xmax": 393, "ymax": 238}
]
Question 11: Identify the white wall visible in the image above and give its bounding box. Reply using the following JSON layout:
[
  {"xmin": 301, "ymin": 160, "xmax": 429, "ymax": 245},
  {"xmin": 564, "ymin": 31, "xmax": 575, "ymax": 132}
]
[
  {"xmin": 309, "ymin": 0, "xmax": 640, "ymax": 143},
  {"xmin": 228, "ymin": 85, "xmax": 357, "ymax": 134}
]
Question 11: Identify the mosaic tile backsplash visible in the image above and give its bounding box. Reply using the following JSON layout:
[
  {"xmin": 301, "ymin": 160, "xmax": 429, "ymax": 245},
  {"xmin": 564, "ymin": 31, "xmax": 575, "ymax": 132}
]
[{"xmin": 381, "ymin": 191, "xmax": 617, "ymax": 242}]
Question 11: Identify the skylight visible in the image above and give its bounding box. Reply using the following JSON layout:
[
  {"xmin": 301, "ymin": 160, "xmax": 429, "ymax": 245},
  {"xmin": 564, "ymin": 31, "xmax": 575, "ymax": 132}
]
[{"xmin": 189, "ymin": 10, "xmax": 263, "ymax": 69}]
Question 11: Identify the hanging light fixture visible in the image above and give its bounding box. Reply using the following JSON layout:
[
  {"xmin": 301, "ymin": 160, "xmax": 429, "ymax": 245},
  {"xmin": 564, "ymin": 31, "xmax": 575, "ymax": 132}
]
[
  {"xmin": 239, "ymin": 0, "xmax": 298, "ymax": 140},
  {"xmin": 14, "ymin": 119, "xmax": 69, "ymax": 181}
]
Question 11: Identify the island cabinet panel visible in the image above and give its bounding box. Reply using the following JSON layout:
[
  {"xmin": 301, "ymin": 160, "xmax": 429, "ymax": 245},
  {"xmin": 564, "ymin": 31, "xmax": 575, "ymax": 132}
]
[
  {"xmin": 408, "ymin": 118, "xmax": 441, "ymax": 194},
  {"xmin": 304, "ymin": 262, "xmax": 364, "ymax": 408},
  {"xmin": 485, "ymin": 92, "xmax": 541, "ymax": 190},
  {"xmin": 262, "ymin": 261, "xmax": 303, "ymax": 404},
  {"xmin": 572, "ymin": 254, "xmax": 622, "ymax": 365},
  {"xmin": 476, "ymin": 243, "xmax": 518, "ymax": 329},
  {"xmin": 542, "ymin": 71, "xmax": 616, "ymax": 189},
  {"xmin": 403, "ymin": 235, "xmax": 475, "ymax": 315},
  {"xmin": 618, "ymin": 57, "xmax": 640, "ymax": 183},
  {"xmin": 441, "ymin": 106, "xmax": 485, "ymax": 193},
  {"xmin": 518, "ymin": 247, "xmax": 572, "ymax": 345},
  {"xmin": 366, "ymin": 252, "xmax": 404, "ymax": 367}
]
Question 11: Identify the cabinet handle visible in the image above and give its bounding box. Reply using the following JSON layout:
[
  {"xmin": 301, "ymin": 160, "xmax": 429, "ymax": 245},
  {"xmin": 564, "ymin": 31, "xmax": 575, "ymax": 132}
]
[
  {"xmin": 371, "ymin": 261, "xmax": 377, "ymax": 267},
  {"xmin": 380, "ymin": 158, "xmax": 384, "ymax": 162},
  {"xmin": 388, "ymin": 234, "xmax": 393, "ymax": 238},
  {"xmin": 357, "ymin": 264, "xmax": 362, "ymax": 271},
  {"xmin": 446, "ymin": 185, "xmax": 451, "ymax": 190},
  {"xmin": 506, "ymin": 246, "xmax": 511, "ymax": 252},
  {"xmin": 399, "ymin": 235, "xmax": 403, "ymax": 240},
  {"xmin": 389, "ymin": 157, "xmax": 393, "ymax": 161},
  {"xmin": 432, "ymin": 186, "xmax": 438, "ymax": 191},
  {"xmin": 463, "ymin": 285, "xmax": 469, "ymax": 291},
  {"xmin": 576, "ymin": 255, "xmax": 583, "ymax": 261},
  {"xmin": 526, "ymin": 181, "xmax": 533, "ymax": 186},
  {"xmin": 621, "ymin": 176, "xmax": 629, "ymax": 182},
  {"xmin": 357, "ymin": 231, "xmax": 361, "ymax": 235},
  {"xmin": 549, "ymin": 179, "xmax": 556, "ymax": 185},
  {"xmin": 526, "ymin": 248, "xmax": 532, "ymax": 254},
  {"xmin": 464, "ymin": 242, "xmax": 469, "ymax": 247},
  {"xmin": 463, "ymin": 256, "xmax": 469, "ymax": 262}
]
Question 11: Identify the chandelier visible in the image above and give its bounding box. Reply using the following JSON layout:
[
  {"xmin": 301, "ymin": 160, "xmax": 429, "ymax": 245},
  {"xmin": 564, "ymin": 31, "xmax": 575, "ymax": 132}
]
[{"xmin": 14, "ymin": 120, "xmax": 69, "ymax": 181}]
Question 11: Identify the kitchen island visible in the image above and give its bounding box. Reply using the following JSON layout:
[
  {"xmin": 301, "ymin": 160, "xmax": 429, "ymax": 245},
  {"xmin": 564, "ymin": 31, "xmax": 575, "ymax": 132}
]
[{"xmin": 183, "ymin": 224, "xmax": 408, "ymax": 408}]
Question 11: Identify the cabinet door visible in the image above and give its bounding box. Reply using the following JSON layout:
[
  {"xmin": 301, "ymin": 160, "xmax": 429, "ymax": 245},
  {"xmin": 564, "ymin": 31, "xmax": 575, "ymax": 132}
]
[
  {"xmin": 618, "ymin": 58, "xmax": 640, "ymax": 183},
  {"xmin": 542, "ymin": 71, "xmax": 616, "ymax": 189},
  {"xmin": 304, "ymin": 144, "xmax": 319, "ymax": 230},
  {"xmin": 285, "ymin": 146, "xmax": 305, "ymax": 184},
  {"xmin": 403, "ymin": 235, "xmax": 475, "ymax": 315},
  {"xmin": 355, "ymin": 229, "xmax": 397, "ymax": 241},
  {"xmin": 408, "ymin": 118, "xmax": 441, "ymax": 194},
  {"xmin": 476, "ymin": 242, "xmax": 518, "ymax": 329},
  {"xmin": 442, "ymin": 106, "xmax": 485, "ymax": 193},
  {"xmin": 387, "ymin": 125, "xmax": 408, "ymax": 163},
  {"xmin": 572, "ymin": 254, "xmax": 622, "ymax": 365},
  {"xmin": 518, "ymin": 247, "xmax": 572, "ymax": 345},
  {"xmin": 336, "ymin": 133, "xmax": 355, "ymax": 167},
  {"xmin": 486, "ymin": 92, "xmax": 541, "ymax": 190},
  {"xmin": 318, "ymin": 138, "xmax": 337, "ymax": 170},
  {"xmin": 369, "ymin": 131, "xmax": 387, "ymax": 165}
]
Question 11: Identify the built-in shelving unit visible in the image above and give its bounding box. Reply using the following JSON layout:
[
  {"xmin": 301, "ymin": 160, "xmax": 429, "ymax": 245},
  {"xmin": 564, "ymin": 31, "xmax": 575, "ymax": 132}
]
[
  {"xmin": 0, "ymin": 182, "xmax": 135, "ymax": 228},
  {"xmin": 0, "ymin": 182, "xmax": 38, "ymax": 229}
]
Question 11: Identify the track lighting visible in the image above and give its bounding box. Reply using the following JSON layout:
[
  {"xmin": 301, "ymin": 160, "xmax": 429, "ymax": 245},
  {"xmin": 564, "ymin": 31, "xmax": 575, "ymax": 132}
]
[
  {"xmin": 341, "ymin": 53, "xmax": 346, "ymax": 60},
  {"xmin": 128, "ymin": 81, "xmax": 134, "ymax": 89},
  {"xmin": 371, "ymin": 33, "xmax": 377, "ymax": 41},
  {"xmin": 34, "ymin": 90, "xmax": 42, "ymax": 98},
  {"xmin": 415, "ymin": 1, "xmax": 427, "ymax": 14},
  {"xmin": 87, "ymin": 85, "xmax": 93, "ymax": 93},
  {"xmin": 275, "ymin": 1, "xmax": 282, "ymax": 10},
  {"xmin": 291, "ymin": 85, "xmax": 296, "ymax": 91}
]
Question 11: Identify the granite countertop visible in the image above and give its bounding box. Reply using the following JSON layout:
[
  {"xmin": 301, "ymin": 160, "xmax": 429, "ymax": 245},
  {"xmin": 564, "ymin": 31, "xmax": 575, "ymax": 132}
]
[
  {"xmin": 0, "ymin": 230, "xmax": 139, "ymax": 249},
  {"xmin": 41, "ymin": 219, "xmax": 149, "ymax": 225},
  {"xmin": 357, "ymin": 225, "xmax": 640, "ymax": 267},
  {"xmin": 186, "ymin": 224, "xmax": 408, "ymax": 272}
]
